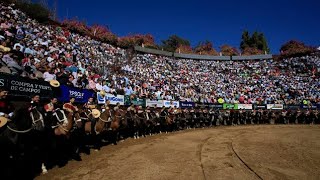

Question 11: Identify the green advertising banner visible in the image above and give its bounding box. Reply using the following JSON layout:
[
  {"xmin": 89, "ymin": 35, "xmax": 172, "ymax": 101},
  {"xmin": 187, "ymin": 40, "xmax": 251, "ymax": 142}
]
[
  {"xmin": 131, "ymin": 98, "xmax": 146, "ymax": 107},
  {"xmin": 223, "ymin": 103, "xmax": 238, "ymax": 110},
  {"xmin": 124, "ymin": 95, "xmax": 131, "ymax": 106}
]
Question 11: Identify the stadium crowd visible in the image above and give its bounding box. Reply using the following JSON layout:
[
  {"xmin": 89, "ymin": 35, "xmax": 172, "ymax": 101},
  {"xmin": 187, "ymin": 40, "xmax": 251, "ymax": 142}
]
[
  {"xmin": 0, "ymin": 3, "xmax": 320, "ymax": 106},
  {"xmin": 1, "ymin": 3, "xmax": 320, "ymax": 180},
  {"xmin": 122, "ymin": 53, "xmax": 320, "ymax": 105},
  {"xmin": 0, "ymin": 3, "xmax": 126, "ymax": 90}
]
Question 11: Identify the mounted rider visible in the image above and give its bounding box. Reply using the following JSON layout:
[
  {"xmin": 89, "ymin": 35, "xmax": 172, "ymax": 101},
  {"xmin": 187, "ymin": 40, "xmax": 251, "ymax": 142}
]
[
  {"xmin": 83, "ymin": 97, "xmax": 97, "ymax": 111},
  {"xmin": 44, "ymin": 97, "xmax": 58, "ymax": 114},
  {"xmin": 63, "ymin": 97, "xmax": 78, "ymax": 114},
  {"xmin": 0, "ymin": 87, "xmax": 12, "ymax": 130},
  {"xmin": 0, "ymin": 87, "xmax": 13, "ymax": 119}
]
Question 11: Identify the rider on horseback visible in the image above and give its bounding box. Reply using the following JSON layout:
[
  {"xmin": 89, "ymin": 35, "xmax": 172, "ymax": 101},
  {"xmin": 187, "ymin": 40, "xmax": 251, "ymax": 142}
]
[
  {"xmin": 0, "ymin": 87, "xmax": 13, "ymax": 119},
  {"xmin": 63, "ymin": 97, "xmax": 78, "ymax": 114},
  {"xmin": 44, "ymin": 97, "xmax": 58, "ymax": 114}
]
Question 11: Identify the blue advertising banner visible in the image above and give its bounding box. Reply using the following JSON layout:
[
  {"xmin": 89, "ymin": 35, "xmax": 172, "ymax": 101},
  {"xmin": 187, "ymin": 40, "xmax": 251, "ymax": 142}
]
[
  {"xmin": 58, "ymin": 85, "xmax": 95, "ymax": 103},
  {"xmin": 301, "ymin": 104, "xmax": 318, "ymax": 110},
  {"xmin": 285, "ymin": 105, "xmax": 300, "ymax": 110},
  {"xmin": 179, "ymin": 101, "xmax": 195, "ymax": 108}
]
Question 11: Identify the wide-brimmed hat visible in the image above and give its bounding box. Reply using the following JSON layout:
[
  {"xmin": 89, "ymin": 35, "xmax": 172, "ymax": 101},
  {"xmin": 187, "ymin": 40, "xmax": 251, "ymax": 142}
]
[
  {"xmin": 0, "ymin": 117, "xmax": 8, "ymax": 128},
  {"xmin": 100, "ymin": 90, "xmax": 106, "ymax": 97},
  {"xmin": 49, "ymin": 80, "xmax": 60, "ymax": 87},
  {"xmin": 0, "ymin": 66, "xmax": 11, "ymax": 74},
  {"xmin": 92, "ymin": 109, "xmax": 101, "ymax": 118}
]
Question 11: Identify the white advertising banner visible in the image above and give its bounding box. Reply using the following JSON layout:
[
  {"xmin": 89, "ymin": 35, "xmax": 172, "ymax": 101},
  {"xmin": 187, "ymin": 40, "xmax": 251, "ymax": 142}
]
[
  {"xmin": 146, "ymin": 99, "xmax": 163, "ymax": 108},
  {"xmin": 163, "ymin": 100, "xmax": 180, "ymax": 108},
  {"xmin": 267, "ymin": 104, "xmax": 284, "ymax": 110},
  {"xmin": 97, "ymin": 92, "xmax": 124, "ymax": 105},
  {"xmin": 238, "ymin": 104, "xmax": 253, "ymax": 110}
]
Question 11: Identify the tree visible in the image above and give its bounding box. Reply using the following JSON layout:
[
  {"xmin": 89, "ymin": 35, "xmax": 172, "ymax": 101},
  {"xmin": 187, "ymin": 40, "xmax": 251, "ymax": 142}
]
[
  {"xmin": 280, "ymin": 40, "xmax": 316, "ymax": 57},
  {"xmin": 62, "ymin": 19, "xmax": 90, "ymax": 36},
  {"xmin": 242, "ymin": 47, "xmax": 264, "ymax": 55},
  {"xmin": 220, "ymin": 44, "xmax": 239, "ymax": 56},
  {"xmin": 240, "ymin": 30, "xmax": 270, "ymax": 55},
  {"xmin": 258, "ymin": 33, "xmax": 269, "ymax": 53},
  {"xmin": 240, "ymin": 30, "xmax": 250, "ymax": 51},
  {"xmin": 117, "ymin": 34, "xmax": 156, "ymax": 49},
  {"xmin": 161, "ymin": 35, "xmax": 190, "ymax": 52},
  {"xmin": 89, "ymin": 24, "xmax": 117, "ymax": 44},
  {"xmin": 175, "ymin": 44, "xmax": 193, "ymax": 54},
  {"xmin": 194, "ymin": 40, "xmax": 218, "ymax": 55}
]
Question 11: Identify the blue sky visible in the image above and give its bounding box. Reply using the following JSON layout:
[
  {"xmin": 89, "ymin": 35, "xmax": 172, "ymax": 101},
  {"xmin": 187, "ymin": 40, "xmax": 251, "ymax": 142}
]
[{"xmin": 49, "ymin": 0, "xmax": 319, "ymax": 53}]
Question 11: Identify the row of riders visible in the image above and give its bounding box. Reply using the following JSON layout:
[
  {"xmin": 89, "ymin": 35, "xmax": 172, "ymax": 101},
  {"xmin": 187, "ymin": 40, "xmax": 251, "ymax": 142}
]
[{"xmin": 0, "ymin": 88, "xmax": 320, "ymax": 179}]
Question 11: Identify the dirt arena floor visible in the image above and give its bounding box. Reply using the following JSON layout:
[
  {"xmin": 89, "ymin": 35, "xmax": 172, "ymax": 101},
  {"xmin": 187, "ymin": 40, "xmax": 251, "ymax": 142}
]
[{"xmin": 37, "ymin": 125, "xmax": 320, "ymax": 180}]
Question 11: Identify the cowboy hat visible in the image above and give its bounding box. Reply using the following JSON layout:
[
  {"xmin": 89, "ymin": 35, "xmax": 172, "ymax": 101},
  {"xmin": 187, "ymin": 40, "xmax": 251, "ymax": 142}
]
[
  {"xmin": 34, "ymin": 71, "xmax": 43, "ymax": 79},
  {"xmin": 100, "ymin": 90, "xmax": 106, "ymax": 97},
  {"xmin": 49, "ymin": 80, "xmax": 60, "ymax": 87},
  {"xmin": 91, "ymin": 109, "xmax": 101, "ymax": 118},
  {"xmin": 0, "ymin": 66, "xmax": 11, "ymax": 74},
  {"xmin": 0, "ymin": 116, "xmax": 8, "ymax": 128}
]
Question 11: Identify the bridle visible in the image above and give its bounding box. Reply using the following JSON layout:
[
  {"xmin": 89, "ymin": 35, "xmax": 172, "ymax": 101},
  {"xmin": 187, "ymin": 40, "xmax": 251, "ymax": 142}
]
[
  {"xmin": 99, "ymin": 110, "xmax": 112, "ymax": 123},
  {"xmin": 51, "ymin": 108, "xmax": 69, "ymax": 132},
  {"xmin": 30, "ymin": 107, "xmax": 44, "ymax": 128}
]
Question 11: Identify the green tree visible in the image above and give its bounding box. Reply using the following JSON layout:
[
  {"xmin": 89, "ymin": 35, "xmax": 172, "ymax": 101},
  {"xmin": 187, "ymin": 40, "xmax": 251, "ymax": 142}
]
[
  {"xmin": 240, "ymin": 30, "xmax": 270, "ymax": 55},
  {"xmin": 240, "ymin": 30, "xmax": 250, "ymax": 51},
  {"xmin": 161, "ymin": 35, "xmax": 190, "ymax": 52}
]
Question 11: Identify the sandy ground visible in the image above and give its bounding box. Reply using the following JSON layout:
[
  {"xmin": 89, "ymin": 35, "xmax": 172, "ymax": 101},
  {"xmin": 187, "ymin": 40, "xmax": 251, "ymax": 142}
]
[{"xmin": 36, "ymin": 125, "xmax": 320, "ymax": 180}]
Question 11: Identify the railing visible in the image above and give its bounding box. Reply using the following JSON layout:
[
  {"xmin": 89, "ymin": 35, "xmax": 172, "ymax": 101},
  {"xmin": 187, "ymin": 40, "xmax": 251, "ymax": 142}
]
[{"xmin": 134, "ymin": 46, "xmax": 273, "ymax": 61}]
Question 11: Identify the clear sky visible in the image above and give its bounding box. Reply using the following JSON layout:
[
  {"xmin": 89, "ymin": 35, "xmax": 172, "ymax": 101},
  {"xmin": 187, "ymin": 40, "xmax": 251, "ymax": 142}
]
[{"xmin": 51, "ymin": 0, "xmax": 320, "ymax": 54}]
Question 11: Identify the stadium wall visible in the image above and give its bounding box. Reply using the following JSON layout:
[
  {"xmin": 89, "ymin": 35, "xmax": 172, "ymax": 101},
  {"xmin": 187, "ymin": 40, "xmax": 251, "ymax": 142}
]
[{"xmin": 134, "ymin": 46, "xmax": 273, "ymax": 60}]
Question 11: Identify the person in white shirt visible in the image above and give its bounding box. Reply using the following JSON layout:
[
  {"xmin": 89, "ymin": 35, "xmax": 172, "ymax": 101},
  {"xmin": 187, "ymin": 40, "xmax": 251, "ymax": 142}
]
[
  {"xmin": 95, "ymin": 80, "xmax": 103, "ymax": 91},
  {"xmin": 43, "ymin": 69, "xmax": 56, "ymax": 81},
  {"xmin": 13, "ymin": 42, "xmax": 24, "ymax": 52},
  {"xmin": 100, "ymin": 81, "xmax": 109, "ymax": 92}
]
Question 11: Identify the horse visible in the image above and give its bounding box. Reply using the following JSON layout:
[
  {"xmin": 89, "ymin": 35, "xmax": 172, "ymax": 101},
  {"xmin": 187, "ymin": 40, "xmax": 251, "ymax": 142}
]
[
  {"xmin": 79, "ymin": 107, "xmax": 112, "ymax": 149},
  {"xmin": 150, "ymin": 108, "xmax": 162, "ymax": 134},
  {"xmin": 114, "ymin": 108, "xmax": 128, "ymax": 141},
  {"xmin": 46, "ymin": 108, "xmax": 81, "ymax": 167},
  {"xmin": 28, "ymin": 106, "xmax": 52, "ymax": 175},
  {"xmin": 50, "ymin": 108, "xmax": 75, "ymax": 136},
  {"xmin": 144, "ymin": 109, "xmax": 157, "ymax": 136},
  {"xmin": 0, "ymin": 107, "xmax": 34, "ymax": 179},
  {"xmin": 1, "ymin": 106, "xmax": 48, "ymax": 179},
  {"xmin": 131, "ymin": 111, "xmax": 142, "ymax": 139},
  {"xmin": 166, "ymin": 112, "xmax": 176, "ymax": 132}
]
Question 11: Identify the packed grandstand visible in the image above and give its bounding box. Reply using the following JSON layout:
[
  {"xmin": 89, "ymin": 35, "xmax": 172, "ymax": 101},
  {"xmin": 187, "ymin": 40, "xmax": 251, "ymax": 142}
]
[
  {"xmin": 1, "ymin": 2, "xmax": 320, "ymax": 180},
  {"xmin": 0, "ymin": 3, "xmax": 319, "ymax": 107}
]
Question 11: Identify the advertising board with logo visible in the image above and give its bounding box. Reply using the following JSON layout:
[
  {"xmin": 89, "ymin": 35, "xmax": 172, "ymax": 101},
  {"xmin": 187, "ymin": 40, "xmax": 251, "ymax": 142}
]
[
  {"xmin": 253, "ymin": 104, "xmax": 267, "ymax": 110},
  {"xmin": 0, "ymin": 73, "xmax": 53, "ymax": 98},
  {"xmin": 223, "ymin": 103, "xmax": 238, "ymax": 109},
  {"xmin": 97, "ymin": 92, "xmax": 124, "ymax": 105},
  {"xmin": 238, "ymin": 104, "xmax": 253, "ymax": 110},
  {"xmin": 59, "ymin": 85, "xmax": 94, "ymax": 103},
  {"xmin": 267, "ymin": 104, "xmax": 284, "ymax": 110},
  {"xmin": 163, "ymin": 100, "xmax": 180, "ymax": 108},
  {"xmin": 146, "ymin": 99, "xmax": 163, "ymax": 108}
]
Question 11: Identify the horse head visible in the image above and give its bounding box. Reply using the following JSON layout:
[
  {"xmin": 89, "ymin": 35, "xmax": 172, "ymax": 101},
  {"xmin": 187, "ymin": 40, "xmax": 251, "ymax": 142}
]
[
  {"xmin": 9, "ymin": 107, "xmax": 33, "ymax": 133},
  {"xmin": 51, "ymin": 109, "xmax": 75, "ymax": 135},
  {"xmin": 29, "ymin": 107, "xmax": 45, "ymax": 131}
]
